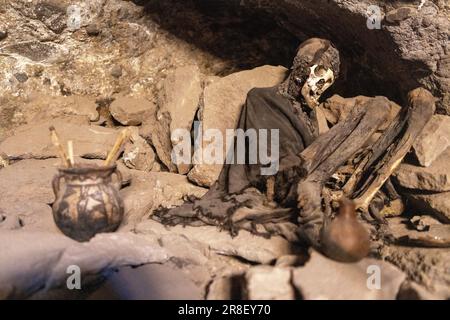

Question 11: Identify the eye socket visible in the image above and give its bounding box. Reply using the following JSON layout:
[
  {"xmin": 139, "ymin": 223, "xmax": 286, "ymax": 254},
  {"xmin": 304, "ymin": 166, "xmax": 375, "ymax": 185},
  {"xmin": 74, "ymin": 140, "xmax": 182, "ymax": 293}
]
[
  {"xmin": 314, "ymin": 65, "xmax": 327, "ymax": 76},
  {"xmin": 294, "ymin": 76, "xmax": 303, "ymax": 84}
]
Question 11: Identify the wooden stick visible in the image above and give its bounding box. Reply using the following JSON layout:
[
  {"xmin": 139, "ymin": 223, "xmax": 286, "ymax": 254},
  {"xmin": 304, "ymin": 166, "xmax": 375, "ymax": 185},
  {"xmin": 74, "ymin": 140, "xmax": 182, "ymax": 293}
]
[
  {"xmin": 104, "ymin": 128, "xmax": 130, "ymax": 166},
  {"xmin": 67, "ymin": 140, "xmax": 74, "ymax": 167},
  {"xmin": 49, "ymin": 126, "xmax": 71, "ymax": 167}
]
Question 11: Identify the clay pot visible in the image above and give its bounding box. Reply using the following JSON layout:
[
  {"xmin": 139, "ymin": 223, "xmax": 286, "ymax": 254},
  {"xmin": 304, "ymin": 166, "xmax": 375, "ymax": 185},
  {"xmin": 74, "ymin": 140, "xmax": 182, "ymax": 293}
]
[
  {"xmin": 52, "ymin": 164, "xmax": 124, "ymax": 242},
  {"xmin": 321, "ymin": 198, "xmax": 370, "ymax": 263}
]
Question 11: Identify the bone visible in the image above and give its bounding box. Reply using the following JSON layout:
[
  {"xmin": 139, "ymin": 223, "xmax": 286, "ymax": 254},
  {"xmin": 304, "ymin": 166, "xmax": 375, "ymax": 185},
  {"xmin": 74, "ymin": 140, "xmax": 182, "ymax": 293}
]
[{"xmin": 351, "ymin": 88, "xmax": 436, "ymax": 211}]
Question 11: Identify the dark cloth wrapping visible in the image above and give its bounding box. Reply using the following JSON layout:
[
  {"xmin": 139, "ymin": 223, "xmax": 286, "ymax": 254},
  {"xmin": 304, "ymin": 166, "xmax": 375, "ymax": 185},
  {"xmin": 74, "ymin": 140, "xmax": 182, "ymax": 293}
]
[{"xmin": 153, "ymin": 86, "xmax": 317, "ymax": 240}]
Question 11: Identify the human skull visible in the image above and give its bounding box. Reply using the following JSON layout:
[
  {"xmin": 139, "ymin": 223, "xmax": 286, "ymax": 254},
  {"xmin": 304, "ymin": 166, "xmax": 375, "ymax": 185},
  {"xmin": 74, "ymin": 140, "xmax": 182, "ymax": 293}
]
[{"xmin": 301, "ymin": 64, "xmax": 335, "ymax": 109}]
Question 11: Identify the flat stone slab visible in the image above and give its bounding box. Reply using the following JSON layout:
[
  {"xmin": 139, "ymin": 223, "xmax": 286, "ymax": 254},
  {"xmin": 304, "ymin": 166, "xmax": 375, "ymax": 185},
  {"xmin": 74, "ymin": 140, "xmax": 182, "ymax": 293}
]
[
  {"xmin": 407, "ymin": 191, "xmax": 450, "ymax": 223},
  {"xmin": 292, "ymin": 250, "xmax": 406, "ymax": 300},
  {"xmin": 394, "ymin": 148, "xmax": 450, "ymax": 192},
  {"xmin": 412, "ymin": 115, "xmax": 450, "ymax": 167},
  {"xmin": 0, "ymin": 120, "xmax": 118, "ymax": 160},
  {"xmin": 0, "ymin": 231, "xmax": 168, "ymax": 299},
  {"xmin": 188, "ymin": 65, "xmax": 287, "ymax": 187},
  {"xmin": 135, "ymin": 219, "xmax": 295, "ymax": 264},
  {"xmin": 245, "ymin": 265, "xmax": 294, "ymax": 300}
]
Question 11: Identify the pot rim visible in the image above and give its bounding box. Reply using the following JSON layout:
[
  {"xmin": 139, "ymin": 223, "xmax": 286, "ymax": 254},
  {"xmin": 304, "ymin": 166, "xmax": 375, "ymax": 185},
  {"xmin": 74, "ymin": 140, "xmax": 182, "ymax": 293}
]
[{"xmin": 57, "ymin": 163, "xmax": 117, "ymax": 175}]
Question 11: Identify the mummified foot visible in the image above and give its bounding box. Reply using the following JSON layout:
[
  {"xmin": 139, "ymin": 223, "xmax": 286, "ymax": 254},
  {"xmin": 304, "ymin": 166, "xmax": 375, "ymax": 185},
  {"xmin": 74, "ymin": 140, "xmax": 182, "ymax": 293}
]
[{"xmin": 320, "ymin": 198, "xmax": 370, "ymax": 263}]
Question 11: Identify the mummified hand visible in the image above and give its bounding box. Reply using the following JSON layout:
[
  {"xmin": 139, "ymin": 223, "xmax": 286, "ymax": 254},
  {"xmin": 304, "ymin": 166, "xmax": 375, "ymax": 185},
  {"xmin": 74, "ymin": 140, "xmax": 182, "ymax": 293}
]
[{"xmin": 320, "ymin": 198, "xmax": 370, "ymax": 263}]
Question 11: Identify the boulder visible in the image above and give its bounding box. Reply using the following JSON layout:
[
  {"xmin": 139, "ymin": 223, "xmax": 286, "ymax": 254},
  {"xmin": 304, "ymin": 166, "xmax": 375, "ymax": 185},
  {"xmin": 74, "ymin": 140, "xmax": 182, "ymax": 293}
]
[
  {"xmin": 140, "ymin": 111, "xmax": 177, "ymax": 172},
  {"xmin": 321, "ymin": 94, "xmax": 400, "ymax": 129},
  {"xmin": 407, "ymin": 192, "xmax": 450, "ymax": 223},
  {"xmin": 381, "ymin": 245, "xmax": 450, "ymax": 299},
  {"xmin": 386, "ymin": 7, "xmax": 415, "ymax": 24},
  {"xmin": 109, "ymin": 95, "xmax": 156, "ymax": 126},
  {"xmin": 394, "ymin": 148, "xmax": 450, "ymax": 192},
  {"xmin": 387, "ymin": 216, "xmax": 450, "ymax": 248},
  {"xmin": 188, "ymin": 65, "xmax": 287, "ymax": 187},
  {"xmin": 122, "ymin": 128, "xmax": 156, "ymax": 171},
  {"xmin": 119, "ymin": 171, "xmax": 207, "ymax": 228},
  {"xmin": 292, "ymin": 250, "xmax": 406, "ymax": 300},
  {"xmin": 206, "ymin": 274, "xmax": 244, "ymax": 300},
  {"xmin": 158, "ymin": 65, "xmax": 202, "ymax": 174},
  {"xmin": 0, "ymin": 120, "xmax": 118, "ymax": 160},
  {"xmin": 244, "ymin": 266, "xmax": 294, "ymax": 300},
  {"xmin": 412, "ymin": 115, "xmax": 450, "ymax": 167}
]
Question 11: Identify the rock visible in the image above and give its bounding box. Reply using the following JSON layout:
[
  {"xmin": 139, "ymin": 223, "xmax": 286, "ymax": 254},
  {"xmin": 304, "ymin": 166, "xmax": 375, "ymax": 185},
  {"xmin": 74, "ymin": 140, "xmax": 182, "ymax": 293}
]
[
  {"xmin": 0, "ymin": 213, "xmax": 23, "ymax": 230},
  {"xmin": 135, "ymin": 219, "xmax": 296, "ymax": 264},
  {"xmin": 110, "ymin": 65, "xmax": 123, "ymax": 78},
  {"xmin": 412, "ymin": 115, "xmax": 450, "ymax": 167},
  {"xmin": 109, "ymin": 95, "xmax": 155, "ymax": 126},
  {"xmin": 0, "ymin": 231, "xmax": 168, "ymax": 299},
  {"xmin": 397, "ymin": 281, "xmax": 444, "ymax": 300},
  {"xmin": 122, "ymin": 128, "xmax": 156, "ymax": 171},
  {"xmin": 158, "ymin": 65, "xmax": 202, "ymax": 174},
  {"xmin": 407, "ymin": 192, "xmax": 450, "ymax": 223},
  {"xmin": 188, "ymin": 65, "xmax": 287, "ymax": 187},
  {"xmin": 0, "ymin": 30, "xmax": 7, "ymax": 41},
  {"xmin": 0, "ymin": 201, "xmax": 58, "ymax": 233},
  {"xmin": 292, "ymin": 250, "xmax": 406, "ymax": 300},
  {"xmin": 89, "ymin": 264, "xmax": 202, "ymax": 300},
  {"xmin": 34, "ymin": 0, "xmax": 67, "ymax": 34},
  {"xmin": 206, "ymin": 274, "xmax": 244, "ymax": 300},
  {"xmin": 275, "ymin": 254, "xmax": 309, "ymax": 268},
  {"xmin": 386, "ymin": 7, "xmax": 415, "ymax": 24},
  {"xmin": 140, "ymin": 111, "xmax": 177, "ymax": 172},
  {"xmin": 387, "ymin": 217, "xmax": 450, "ymax": 248},
  {"xmin": 26, "ymin": 94, "xmax": 100, "ymax": 122},
  {"xmin": 410, "ymin": 215, "xmax": 442, "ymax": 232},
  {"xmin": 321, "ymin": 95, "xmax": 400, "ymax": 129},
  {"xmin": 0, "ymin": 121, "xmax": 118, "ymax": 160},
  {"xmin": 394, "ymin": 148, "xmax": 450, "ymax": 192},
  {"xmin": 14, "ymin": 72, "xmax": 28, "ymax": 83},
  {"xmin": 120, "ymin": 171, "xmax": 207, "ymax": 228},
  {"xmin": 86, "ymin": 23, "xmax": 101, "ymax": 36},
  {"xmin": 380, "ymin": 245, "xmax": 450, "ymax": 299},
  {"xmin": 244, "ymin": 266, "xmax": 294, "ymax": 300},
  {"xmin": 0, "ymin": 159, "xmax": 59, "ymax": 205},
  {"xmin": 159, "ymin": 233, "xmax": 209, "ymax": 266}
]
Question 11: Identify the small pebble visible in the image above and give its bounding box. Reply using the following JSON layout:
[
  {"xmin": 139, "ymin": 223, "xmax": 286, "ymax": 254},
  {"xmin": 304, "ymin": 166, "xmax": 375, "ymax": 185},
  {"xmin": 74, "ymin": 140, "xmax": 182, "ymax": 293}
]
[
  {"xmin": 0, "ymin": 30, "xmax": 7, "ymax": 41},
  {"xmin": 111, "ymin": 65, "xmax": 123, "ymax": 78},
  {"xmin": 86, "ymin": 23, "xmax": 101, "ymax": 36},
  {"xmin": 422, "ymin": 16, "xmax": 433, "ymax": 27},
  {"xmin": 14, "ymin": 72, "xmax": 28, "ymax": 83}
]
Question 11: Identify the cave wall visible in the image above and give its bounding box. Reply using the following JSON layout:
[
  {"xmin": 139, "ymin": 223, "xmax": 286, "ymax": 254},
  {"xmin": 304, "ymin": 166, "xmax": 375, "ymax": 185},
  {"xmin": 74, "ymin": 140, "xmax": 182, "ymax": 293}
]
[{"xmin": 233, "ymin": 0, "xmax": 449, "ymax": 113}]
